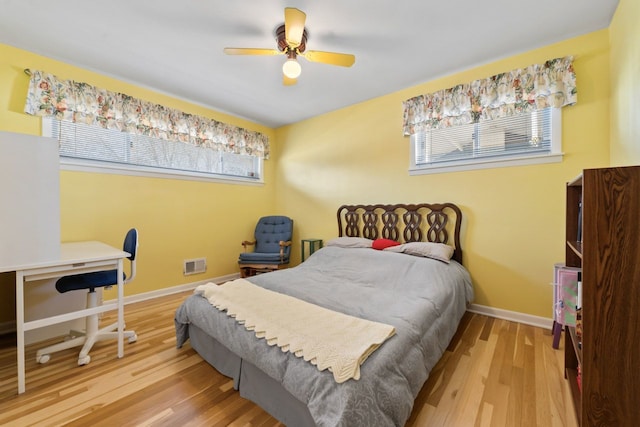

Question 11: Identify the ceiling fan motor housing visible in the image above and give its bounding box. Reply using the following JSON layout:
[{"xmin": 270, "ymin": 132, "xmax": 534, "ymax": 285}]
[{"xmin": 275, "ymin": 24, "xmax": 307, "ymax": 54}]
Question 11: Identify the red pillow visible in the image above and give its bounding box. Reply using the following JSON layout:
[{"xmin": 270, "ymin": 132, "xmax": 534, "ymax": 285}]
[{"xmin": 372, "ymin": 238, "xmax": 400, "ymax": 250}]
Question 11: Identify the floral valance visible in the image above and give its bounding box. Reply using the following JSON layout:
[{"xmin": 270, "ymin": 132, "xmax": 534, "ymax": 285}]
[
  {"xmin": 402, "ymin": 56, "xmax": 577, "ymax": 135},
  {"xmin": 24, "ymin": 70, "xmax": 270, "ymax": 159}
]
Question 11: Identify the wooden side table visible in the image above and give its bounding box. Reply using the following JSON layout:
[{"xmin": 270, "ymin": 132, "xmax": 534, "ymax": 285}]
[{"xmin": 301, "ymin": 239, "xmax": 323, "ymax": 262}]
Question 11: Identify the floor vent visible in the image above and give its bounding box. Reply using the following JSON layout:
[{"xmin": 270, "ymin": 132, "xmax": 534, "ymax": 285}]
[{"xmin": 184, "ymin": 257, "xmax": 206, "ymax": 275}]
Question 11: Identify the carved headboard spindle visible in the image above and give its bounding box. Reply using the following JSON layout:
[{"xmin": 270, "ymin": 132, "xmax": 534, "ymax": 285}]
[
  {"xmin": 362, "ymin": 210, "xmax": 379, "ymax": 240},
  {"xmin": 381, "ymin": 211, "xmax": 400, "ymax": 241},
  {"xmin": 426, "ymin": 210, "xmax": 449, "ymax": 244},
  {"xmin": 344, "ymin": 211, "xmax": 360, "ymax": 237},
  {"xmin": 402, "ymin": 211, "xmax": 423, "ymax": 242}
]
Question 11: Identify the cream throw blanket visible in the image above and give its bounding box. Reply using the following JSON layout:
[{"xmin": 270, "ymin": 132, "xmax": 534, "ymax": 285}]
[{"xmin": 194, "ymin": 279, "xmax": 396, "ymax": 383}]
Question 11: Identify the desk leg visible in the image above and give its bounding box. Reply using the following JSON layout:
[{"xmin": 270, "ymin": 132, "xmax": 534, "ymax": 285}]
[
  {"xmin": 15, "ymin": 271, "xmax": 25, "ymax": 394},
  {"xmin": 117, "ymin": 259, "xmax": 124, "ymax": 358}
]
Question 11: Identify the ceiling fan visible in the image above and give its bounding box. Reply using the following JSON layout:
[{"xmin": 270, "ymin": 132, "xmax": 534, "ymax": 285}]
[{"xmin": 223, "ymin": 7, "xmax": 356, "ymax": 86}]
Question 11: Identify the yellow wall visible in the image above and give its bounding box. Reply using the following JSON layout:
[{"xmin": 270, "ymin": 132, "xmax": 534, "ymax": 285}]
[
  {"xmin": 610, "ymin": 0, "xmax": 640, "ymax": 165},
  {"xmin": 0, "ymin": 43, "xmax": 277, "ymax": 318},
  {"xmin": 0, "ymin": 24, "xmax": 619, "ymax": 323},
  {"xmin": 275, "ymin": 31, "xmax": 611, "ymax": 318}
]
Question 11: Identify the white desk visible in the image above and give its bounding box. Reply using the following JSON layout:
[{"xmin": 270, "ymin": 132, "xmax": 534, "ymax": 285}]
[{"xmin": 0, "ymin": 241, "xmax": 129, "ymax": 394}]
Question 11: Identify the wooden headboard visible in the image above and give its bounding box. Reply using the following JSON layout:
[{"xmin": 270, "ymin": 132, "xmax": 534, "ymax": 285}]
[{"xmin": 337, "ymin": 203, "xmax": 463, "ymax": 264}]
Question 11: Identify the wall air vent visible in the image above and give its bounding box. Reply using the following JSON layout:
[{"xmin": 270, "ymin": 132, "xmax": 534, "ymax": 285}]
[{"xmin": 184, "ymin": 257, "xmax": 206, "ymax": 275}]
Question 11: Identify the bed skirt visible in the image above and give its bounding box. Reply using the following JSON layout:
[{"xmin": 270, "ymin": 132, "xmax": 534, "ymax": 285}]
[{"xmin": 188, "ymin": 323, "xmax": 316, "ymax": 426}]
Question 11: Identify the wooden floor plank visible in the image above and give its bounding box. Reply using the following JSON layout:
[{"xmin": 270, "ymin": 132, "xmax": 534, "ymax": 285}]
[{"xmin": 0, "ymin": 291, "xmax": 578, "ymax": 426}]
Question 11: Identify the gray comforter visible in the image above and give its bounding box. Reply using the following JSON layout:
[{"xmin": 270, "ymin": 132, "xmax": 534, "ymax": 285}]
[{"xmin": 175, "ymin": 246, "xmax": 473, "ymax": 426}]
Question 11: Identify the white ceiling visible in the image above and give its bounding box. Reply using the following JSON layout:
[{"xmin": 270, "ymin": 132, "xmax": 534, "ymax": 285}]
[{"xmin": 1, "ymin": 0, "xmax": 619, "ymax": 128}]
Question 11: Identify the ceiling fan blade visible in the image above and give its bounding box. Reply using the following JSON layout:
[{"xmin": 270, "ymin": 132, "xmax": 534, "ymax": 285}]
[
  {"xmin": 302, "ymin": 50, "xmax": 355, "ymax": 67},
  {"xmin": 223, "ymin": 48, "xmax": 282, "ymax": 56},
  {"xmin": 283, "ymin": 75, "xmax": 298, "ymax": 86},
  {"xmin": 284, "ymin": 7, "xmax": 306, "ymax": 47}
]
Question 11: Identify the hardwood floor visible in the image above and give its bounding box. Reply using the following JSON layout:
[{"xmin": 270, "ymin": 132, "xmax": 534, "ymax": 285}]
[{"xmin": 0, "ymin": 291, "xmax": 578, "ymax": 427}]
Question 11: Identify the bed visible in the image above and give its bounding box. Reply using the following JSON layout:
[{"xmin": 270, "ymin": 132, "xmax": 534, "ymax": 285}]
[{"xmin": 175, "ymin": 203, "xmax": 473, "ymax": 426}]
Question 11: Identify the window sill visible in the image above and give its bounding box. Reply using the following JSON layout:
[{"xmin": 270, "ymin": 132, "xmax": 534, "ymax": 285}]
[
  {"xmin": 60, "ymin": 158, "xmax": 264, "ymax": 185},
  {"xmin": 409, "ymin": 152, "xmax": 564, "ymax": 175}
]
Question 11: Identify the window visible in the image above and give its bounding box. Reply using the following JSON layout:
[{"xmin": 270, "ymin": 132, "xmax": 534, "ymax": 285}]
[
  {"xmin": 410, "ymin": 107, "xmax": 562, "ymax": 174},
  {"xmin": 43, "ymin": 118, "xmax": 263, "ymax": 183}
]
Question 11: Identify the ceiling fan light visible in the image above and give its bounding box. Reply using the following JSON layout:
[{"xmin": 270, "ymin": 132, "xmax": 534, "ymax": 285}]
[{"xmin": 282, "ymin": 58, "xmax": 302, "ymax": 79}]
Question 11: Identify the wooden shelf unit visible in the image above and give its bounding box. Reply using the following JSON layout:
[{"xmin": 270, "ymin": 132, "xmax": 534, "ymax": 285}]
[{"xmin": 564, "ymin": 166, "xmax": 640, "ymax": 426}]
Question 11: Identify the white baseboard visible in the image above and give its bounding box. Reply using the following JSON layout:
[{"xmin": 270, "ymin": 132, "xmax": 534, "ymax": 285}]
[
  {"xmin": 113, "ymin": 283, "xmax": 554, "ymax": 331},
  {"xmin": 467, "ymin": 303, "xmax": 553, "ymax": 330},
  {"xmin": 0, "ymin": 274, "xmax": 240, "ymax": 344},
  {"xmin": 2, "ymin": 276, "xmax": 553, "ymax": 338},
  {"xmin": 103, "ymin": 273, "xmax": 240, "ymax": 306}
]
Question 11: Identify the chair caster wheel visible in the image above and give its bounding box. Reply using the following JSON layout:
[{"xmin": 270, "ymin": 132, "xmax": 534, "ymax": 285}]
[
  {"xmin": 128, "ymin": 334, "xmax": 138, "ymax": 343},
  {"xmin": 78, "ymin": 355, "xmax": 91, "ymax": 366},
  {"xmin": 37, "ymin": 354, "xmax": 50, "ymax": 364}
]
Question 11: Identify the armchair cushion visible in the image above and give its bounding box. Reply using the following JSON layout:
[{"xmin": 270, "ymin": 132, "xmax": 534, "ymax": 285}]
[{"xmin": 238, "ymin": 252, "xmax": 287, "ymax": 264}]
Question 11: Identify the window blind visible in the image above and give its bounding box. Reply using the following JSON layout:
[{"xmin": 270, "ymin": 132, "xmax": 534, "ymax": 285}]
[
  {"xmin": 414, "ymin": 108, "xmax": 553, "ymax": 166},
  {"xmin": 47, "ymin": 118, "xmax": 261, "ymax": 180}
]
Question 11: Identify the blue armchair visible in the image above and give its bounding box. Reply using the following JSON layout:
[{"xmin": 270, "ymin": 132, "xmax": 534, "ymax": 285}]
[{"xmin": 239, "ymin": 216, "xmax": 293, "ymax": 277}]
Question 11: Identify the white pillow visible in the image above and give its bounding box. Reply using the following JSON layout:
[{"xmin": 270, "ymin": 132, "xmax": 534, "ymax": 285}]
[
  {"xmin": 383, "ymin": 241, "xmax": 454, "ymax": 263},
  {"xmin": 325, "ymin": 237, "xmax": 373, "ymax": 248}
]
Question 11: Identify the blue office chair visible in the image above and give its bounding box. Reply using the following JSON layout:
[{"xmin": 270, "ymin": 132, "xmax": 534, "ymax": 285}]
[
  {"xmin": 239, "ymin": 216, "xmax": 293, "ymax": 277},
  {"xmin": 36, "ymin": 228, "xmax": 139, "ymax": 366}
]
